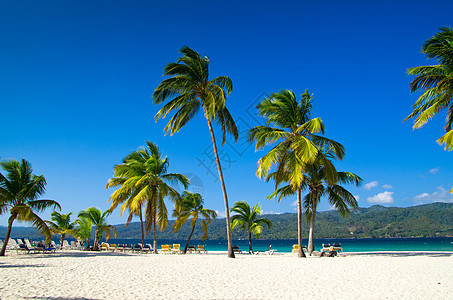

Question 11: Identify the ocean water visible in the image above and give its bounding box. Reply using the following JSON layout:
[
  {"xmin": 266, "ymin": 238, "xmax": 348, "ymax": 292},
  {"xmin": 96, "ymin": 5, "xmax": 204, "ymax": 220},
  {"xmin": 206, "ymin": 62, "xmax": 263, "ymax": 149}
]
[{"xmin": 99, "ymin": 237, "xmax": 453, "ymax": 253}]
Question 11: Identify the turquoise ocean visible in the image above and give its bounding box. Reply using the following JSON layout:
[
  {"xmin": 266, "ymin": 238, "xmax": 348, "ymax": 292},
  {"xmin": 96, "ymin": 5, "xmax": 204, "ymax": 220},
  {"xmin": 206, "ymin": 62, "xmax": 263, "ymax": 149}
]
[{"xmin": 99, "ymin": 237, "xmax": 453, "ymax": 253}]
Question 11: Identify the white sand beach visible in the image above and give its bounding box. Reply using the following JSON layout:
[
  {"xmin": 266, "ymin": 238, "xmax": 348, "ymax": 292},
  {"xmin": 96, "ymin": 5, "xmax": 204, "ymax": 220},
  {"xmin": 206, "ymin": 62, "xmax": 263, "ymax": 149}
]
[{"xmin": 0, "ymin": 251, "xmax": 452, "ymax": 299}]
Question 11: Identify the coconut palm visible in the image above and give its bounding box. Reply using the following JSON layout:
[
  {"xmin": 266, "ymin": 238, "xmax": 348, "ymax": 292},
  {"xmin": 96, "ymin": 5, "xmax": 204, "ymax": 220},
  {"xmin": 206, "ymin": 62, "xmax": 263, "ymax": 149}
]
[
  {"xmin": 248, "ymin": 90, "xmax": 344, "ymax": 257},
  {"xmin": 269, "ymin": 149, "xmax": 362, "ymax": 255},
  {"xmin": 106, "ymin": 141, "xmax": 189, "ymax": 253},
  {"xmin": 78, "ymin": 207, "xmax": 116, "ymax": 251},
  {"xmin": 73, "ymin": 216, "xmax": 93, "ymax": 250},
  {"xmin": 153, "ymin": 46, "xmax": 238, "ymax": 258},
  {"xmin": 405, "ymin": 27, "xmax": 453, "ymax": 150},
  {"xmin": 0, "ymin": 159, "xmax": 61, "ymax": 256},
  {"xmin": 172, "ymin": 191, "xmax": 217, "ymax": 254},
  {"xmin": 46, "ymin": 211, "xmax": 77, "ymax": 248},
  {"xmin": 230, "ymin": 201, "xmax": 272, "ymax": 254}
]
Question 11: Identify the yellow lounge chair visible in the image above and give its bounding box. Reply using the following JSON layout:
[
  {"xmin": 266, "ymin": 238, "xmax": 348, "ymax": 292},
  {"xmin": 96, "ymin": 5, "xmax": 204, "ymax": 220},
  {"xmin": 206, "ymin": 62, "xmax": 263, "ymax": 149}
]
[
  {"xmin": 171, "ymin": 244, "xmax": 182, "ymax": 254},
  {"xmin": 159, "ymin": 244, "xmax": 171, "ymax": 254},
  {"xmin": 332, "ymin": 243, "xmax": 343, "ymax": 253},
  {"xmin": 196, "ymin": 245, "xmax": 206, "ymax": 254},
  {"xmin": 321, "ymin": 243, "xmax": 331, "ymax": 252},
  {"xmin": 109, "ymin": 244, "xmax": 117, "ymax": 252},
  {"xmin": 100, "ymin": 243, "xmax": 109, "ymax": 251},
  {"xmin": 292, "ymin": 244, "xmax": 307, "ymax": 254}
]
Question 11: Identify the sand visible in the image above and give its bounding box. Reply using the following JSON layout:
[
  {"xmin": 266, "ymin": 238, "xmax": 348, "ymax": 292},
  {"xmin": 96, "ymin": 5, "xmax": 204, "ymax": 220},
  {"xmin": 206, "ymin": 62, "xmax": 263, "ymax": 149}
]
[{"xmin": 0, "ymin": 250, "xmax": 452, "ymax": 299}]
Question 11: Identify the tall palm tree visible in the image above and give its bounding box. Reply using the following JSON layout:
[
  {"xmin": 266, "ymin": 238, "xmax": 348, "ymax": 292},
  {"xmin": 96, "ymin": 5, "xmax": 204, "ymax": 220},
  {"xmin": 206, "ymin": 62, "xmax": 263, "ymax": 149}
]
[
  {"xmin": 46, "ymin": 211, "xmax": 77, "ymax": 248},
  {"xmin": 405, "ymin": 27, "xmax": 453, "ymax": 150},
  {"xmin": 0, "ymin": 159, "xmax": 61, "ymax": 256},
  {"xmin": 172, "ymin": 191, "xmax": 217, "ymax": 254},
  {"xmin": 230, "ymin": 201, "xmax": 272, "ymax": 254},
  {"xmin": 269, "ymin": 149, "xmax": 362, "ymax": 255},
  {"xmin": 78, "ymin": 207, "xmax": 116, "ymax": 251},
  {"xmin": 248, "ymin": 90, "xmax": 344, "ymax": 257},
  {"xmin": 106, "ymin": 141, "xmax": 189, "ymax": 253},
  {"xmin": 73, "ymin": 216, "xmax": 93, "ymax": 250},
  {"xmin": 153, "ymin": 46, "xmax": 238, "ymax": 258}
]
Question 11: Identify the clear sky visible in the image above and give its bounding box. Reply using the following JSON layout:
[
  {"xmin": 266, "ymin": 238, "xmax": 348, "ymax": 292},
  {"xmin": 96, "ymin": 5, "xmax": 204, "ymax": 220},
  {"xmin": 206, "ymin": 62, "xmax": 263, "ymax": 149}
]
[{"xmin": 1, "ymin": 0, "xmax": 453, "ymax": 226}]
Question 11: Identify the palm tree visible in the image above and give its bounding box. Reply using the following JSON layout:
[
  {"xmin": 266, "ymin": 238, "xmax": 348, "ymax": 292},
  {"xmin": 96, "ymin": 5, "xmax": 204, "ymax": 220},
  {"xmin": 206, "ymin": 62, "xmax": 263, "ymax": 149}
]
[
  {"xmin": 106, "ymin": 141, "xmax": 189, "ymax": 253},
  {"xmin": 78, "ymin": 207, "xmax": 117, "ymax": 251},
  {"xmin": 404, "ymin": 27, "xmax": 453, "ymax": 150},
  {"xmin": 269, "ymin": 149, "xmax": 362, "ymax": 255},
  {"xmin": 230, "ymin": 201, "xmax": 272, "ymax": 254},
  {"xmin": 248, "ymin": 90, "xmax": 344, "ymax": 257},
  {"xmin": 73, "ymin": 216, "xmax": 93, "ymax": 250},
  {"xmin": 0, "ymin": 159, "xmax": 61, "ymax": 256},
  {"xmin": 153, "ymin": 46, "xmax": 238, "ymax": 258},
  {"xmin": 172, "ymin": 191, "xmax": 217, "ymax": 254},
  {"xmin": 46, "ymin": 211, "xmax": 77, "ymax": 248}
]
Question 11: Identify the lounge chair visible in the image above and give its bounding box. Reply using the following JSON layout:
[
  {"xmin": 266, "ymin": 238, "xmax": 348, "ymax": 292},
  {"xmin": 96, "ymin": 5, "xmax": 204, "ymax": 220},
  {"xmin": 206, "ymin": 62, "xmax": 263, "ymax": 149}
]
[
  {"xmin": 124, "ymin": 244, "xmax": 133, "ymax": 252},
  {"xmin": 159, "ymin": 244, "xmax": 171, "ymax": 254},
  {"xmin": 187, "ymin": 245, "xmax": 196, "ymax": 253},
  {"xmin": 17, "ymin": 239, "xmax": 24, "ymax": 245},
  {"xmin": 141, "ymin": 244, "xmax": 152, "ymax": 253},
  {"xmin": 232, "ymin": 245, "xmax": 242, "ymax": 253},
  {"xmin": 50, "ymin": 241, "xmax": 59, "ymax": 250},
  {"xmin": 332, "ymin": 243, "xmax": 343, "ymax": 253},
  {"xmin": 35, "ymin": 241, "xmax": 55, "ymax": 253},
  {"xmin": 117, "ymin": 244, "xmax": 125, "ymax": 252},
  {"xmin": 321, "ymin": 243, "xmax": 331, "ymax": 252},
  {"xmin": 171, "ymin": 244, "xmax": 182, "ymax": 254},
  {"xmin": 109, "ymin": 244, "xmax": 117, "ymax": 252},
  {"xmin": 6, "ymin": 238, "xmax": 18, "ymax": 251},
  {"xmin": 62, "ymin": 240, "xmax": 70, "ymax": 250},
  {"xmin": 100, "ymin": 242, "xmax": 110, "ymax": 251},
  {"xmin": 291, "ymin": 244, "xmax": 307, "ymax": 254},
  {"xmin": 24, "ymin": 239, "xmax": 37, "ymax": 253},
  {"xmin": 196, "ymin": 245, "xmax": 207, "ymax": 254},
  {"xmin": 16, "ymin": 243, "xmax": 33, "ymax": 254},
  {"xmin": 133, "ymin": 244, "xmax": 143, "ymax": 252}
]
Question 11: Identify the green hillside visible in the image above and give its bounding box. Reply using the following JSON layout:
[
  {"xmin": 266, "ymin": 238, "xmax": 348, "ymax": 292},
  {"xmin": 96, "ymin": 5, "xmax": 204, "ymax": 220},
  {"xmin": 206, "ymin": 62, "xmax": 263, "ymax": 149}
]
[{"xmin": 2, "ymin": 203, "xmax": 453, "ymax": 240}]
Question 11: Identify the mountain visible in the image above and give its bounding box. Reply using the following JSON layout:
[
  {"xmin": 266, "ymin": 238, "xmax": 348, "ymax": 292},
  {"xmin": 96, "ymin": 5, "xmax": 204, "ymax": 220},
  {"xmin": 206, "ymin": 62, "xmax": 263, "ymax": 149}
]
[{"xmin": 1, "ymin": 202, "xmax": 453, "ymax": 240}]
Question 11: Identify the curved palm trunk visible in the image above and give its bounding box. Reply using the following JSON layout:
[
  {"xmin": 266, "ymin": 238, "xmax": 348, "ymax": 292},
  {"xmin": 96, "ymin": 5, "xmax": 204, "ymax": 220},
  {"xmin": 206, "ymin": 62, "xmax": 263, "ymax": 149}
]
[
  {"xmin": 0, "ymin": 214, "xmax": 17, "ymax": 256},
  {"xmin": 308, "ymin": 195, "xmax": 318, "ymax": 255},
  {"xmin": 183, "ymin": 224, "xmax": 196, "ymax": 254},
  {"xmin": 60, "ymin": 233, "xmax": 66, "ymax": 249},
  {"xmin": 207, "ymin": 120, "xmax": 235, "ymax": 258},
  {"xmin": 93, "ymin": 228, "xmax": 100, "ymax": 251},
  {"xmin": 153, "ymin": 216, "xmax": 158, "ymax": 254},
  {"xmin": 85, "ymin": 238, "xmax": 90, "ymax": 250},
  {"xmin": 297, "ymin": 188, "xmax": 306, "ymax": 258},
  {"xmin": 248, "ymin": 230, "xmax": 253, "ymax": 254},
  {"xmin": 139, "ymin": 208, "xmax": 145, "ymax": 247}
]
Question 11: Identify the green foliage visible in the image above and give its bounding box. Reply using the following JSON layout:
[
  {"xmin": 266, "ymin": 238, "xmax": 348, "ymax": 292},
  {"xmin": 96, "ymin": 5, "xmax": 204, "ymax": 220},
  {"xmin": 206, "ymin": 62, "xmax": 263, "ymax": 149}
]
[
  {"xmin": 405, "ymin": 27, "xmax": 453, "ymax": 150},
  {"xmin": 231, "ymin": 201, "xmax": 272, "ymax": 238},
  {"xmin": 0, "ymin": 159, "xmax": 60, "ymax": 255},
  {"xmin": 78, "ymin": 207, "xmax": 116, "ymax": 250}
]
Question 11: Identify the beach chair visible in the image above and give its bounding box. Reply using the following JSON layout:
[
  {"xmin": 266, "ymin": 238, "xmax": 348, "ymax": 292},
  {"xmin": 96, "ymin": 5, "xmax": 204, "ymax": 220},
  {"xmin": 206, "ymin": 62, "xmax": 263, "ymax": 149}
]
[
  {"xmin": 232, "ymin": 245, "xmax": 242, "ymax": 253},
  {"xmin": 109, "ymin": 244, "xmax": 117, "ymax": 252},
  {"xmin": 17, "ymin": 239, "xmax": 24, "ymax": 245},
  {"xmin": 16, "ymin": 243, "xmax": 32, "ymax": 254},
  {"xmin": 6, "ymin": 238, "xmax": 18, "ymax": 250},
  {"xmin": 51, "ymin": 241, "xmax": 59, "ymax": 250},
  {"xmin": 141, "ymin": 244, "xmax": 152, "ymax": 253},
  {"xmin": 24, "ymin": 239, "xmax": 37, "ymax": 253},
  {"xmin": 159, "ymin": 244, "xmax": 171, "ymax": 254},
  {"xmin": 187, "ymin": 245, "xmax": 196, "ymax": 253},
  {"xmin": 171, "ymin": 244, "xmax": 182, "ymax": 254},
  {"xmin": 291, "ymin": 244, "xmax": 307, "ymax": 254},
  {"xmin": 100, "ymin": 243, "xmax": 110, "ymax": 251},
  {"xmin": 124, "ymin": 244, "xmax": 133, "ymax": 252},
  {"xmin": 321, "ymin": 243, "xmax": 331, "ymax": 252},
  {"xmin": 62, "ymin": 240, "xmax": 70, "ymax": 250},
  {"xmin": 133, "ymin": 244, "xmax": 143, "ymax": 253},
  {"xmin": 196, "ymin": 245, "xmax": 207, "ymax": 254},
  {"xmin": 117, "ymin": 244, "xmax": 125, "ymax": 252},
  {"xmin": 332, "ymin": 243, "xmax": 343, "ymax": 253}
]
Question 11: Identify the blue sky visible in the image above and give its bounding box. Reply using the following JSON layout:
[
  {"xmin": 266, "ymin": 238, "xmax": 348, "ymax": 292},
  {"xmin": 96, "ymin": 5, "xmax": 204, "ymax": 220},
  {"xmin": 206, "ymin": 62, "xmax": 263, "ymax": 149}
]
[{"xmin": 1, "ymin": 0, "xmax": 453, "ymax": 226}]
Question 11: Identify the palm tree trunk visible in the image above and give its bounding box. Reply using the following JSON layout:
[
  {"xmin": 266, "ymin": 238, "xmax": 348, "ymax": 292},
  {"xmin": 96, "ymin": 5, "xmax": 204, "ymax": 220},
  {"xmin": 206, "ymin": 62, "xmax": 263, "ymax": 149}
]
[
  {"xmin": 60, "ymin": 233, "xmax": 66, "ymax": 249},
  {"xmin": 297, "ymin": 188, "xmax": 306, "ymax": 258},
  {"xmin": 248, "ymin": 230, "xmax": 253, "ymax": 254},
  {"xmin": 139, "ymin": 208, "xmax": 145, "ymax": 246},
  {"xmin": 308, "ymin": 196, "xmax": 318, "ymax": 255},
  {"xmin": 183, "ymin": 224, "xmax": 196, "ymax": 254},
  {"xmin": 153, "ymin": 216, "xmax": 157, "ymax": 254},
  {"xmin": 0, "ymin": 213, "xmax": 17, "ymax": 256},
  {"xmin": 207, "ymin": 120, "xmax": 235, "ymax": 258},
  {"xmin": 93, "ymin": 229, "xmax": 99, "ymax": 251},
  {"xmin": 85, "ymin": 239, "xmax": 90, "ymax": 250}
]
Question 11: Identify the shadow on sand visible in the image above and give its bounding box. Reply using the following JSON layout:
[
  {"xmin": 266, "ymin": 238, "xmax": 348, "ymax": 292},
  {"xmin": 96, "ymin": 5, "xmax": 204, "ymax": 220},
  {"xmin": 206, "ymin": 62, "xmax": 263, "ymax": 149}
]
[
  {"xmin": 348, "ymin": 251, "xmax": 453, "ymax": 258},
  {"xmin": 23, "ymin": 297, "xmax": 98, "ymax": 300}
]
